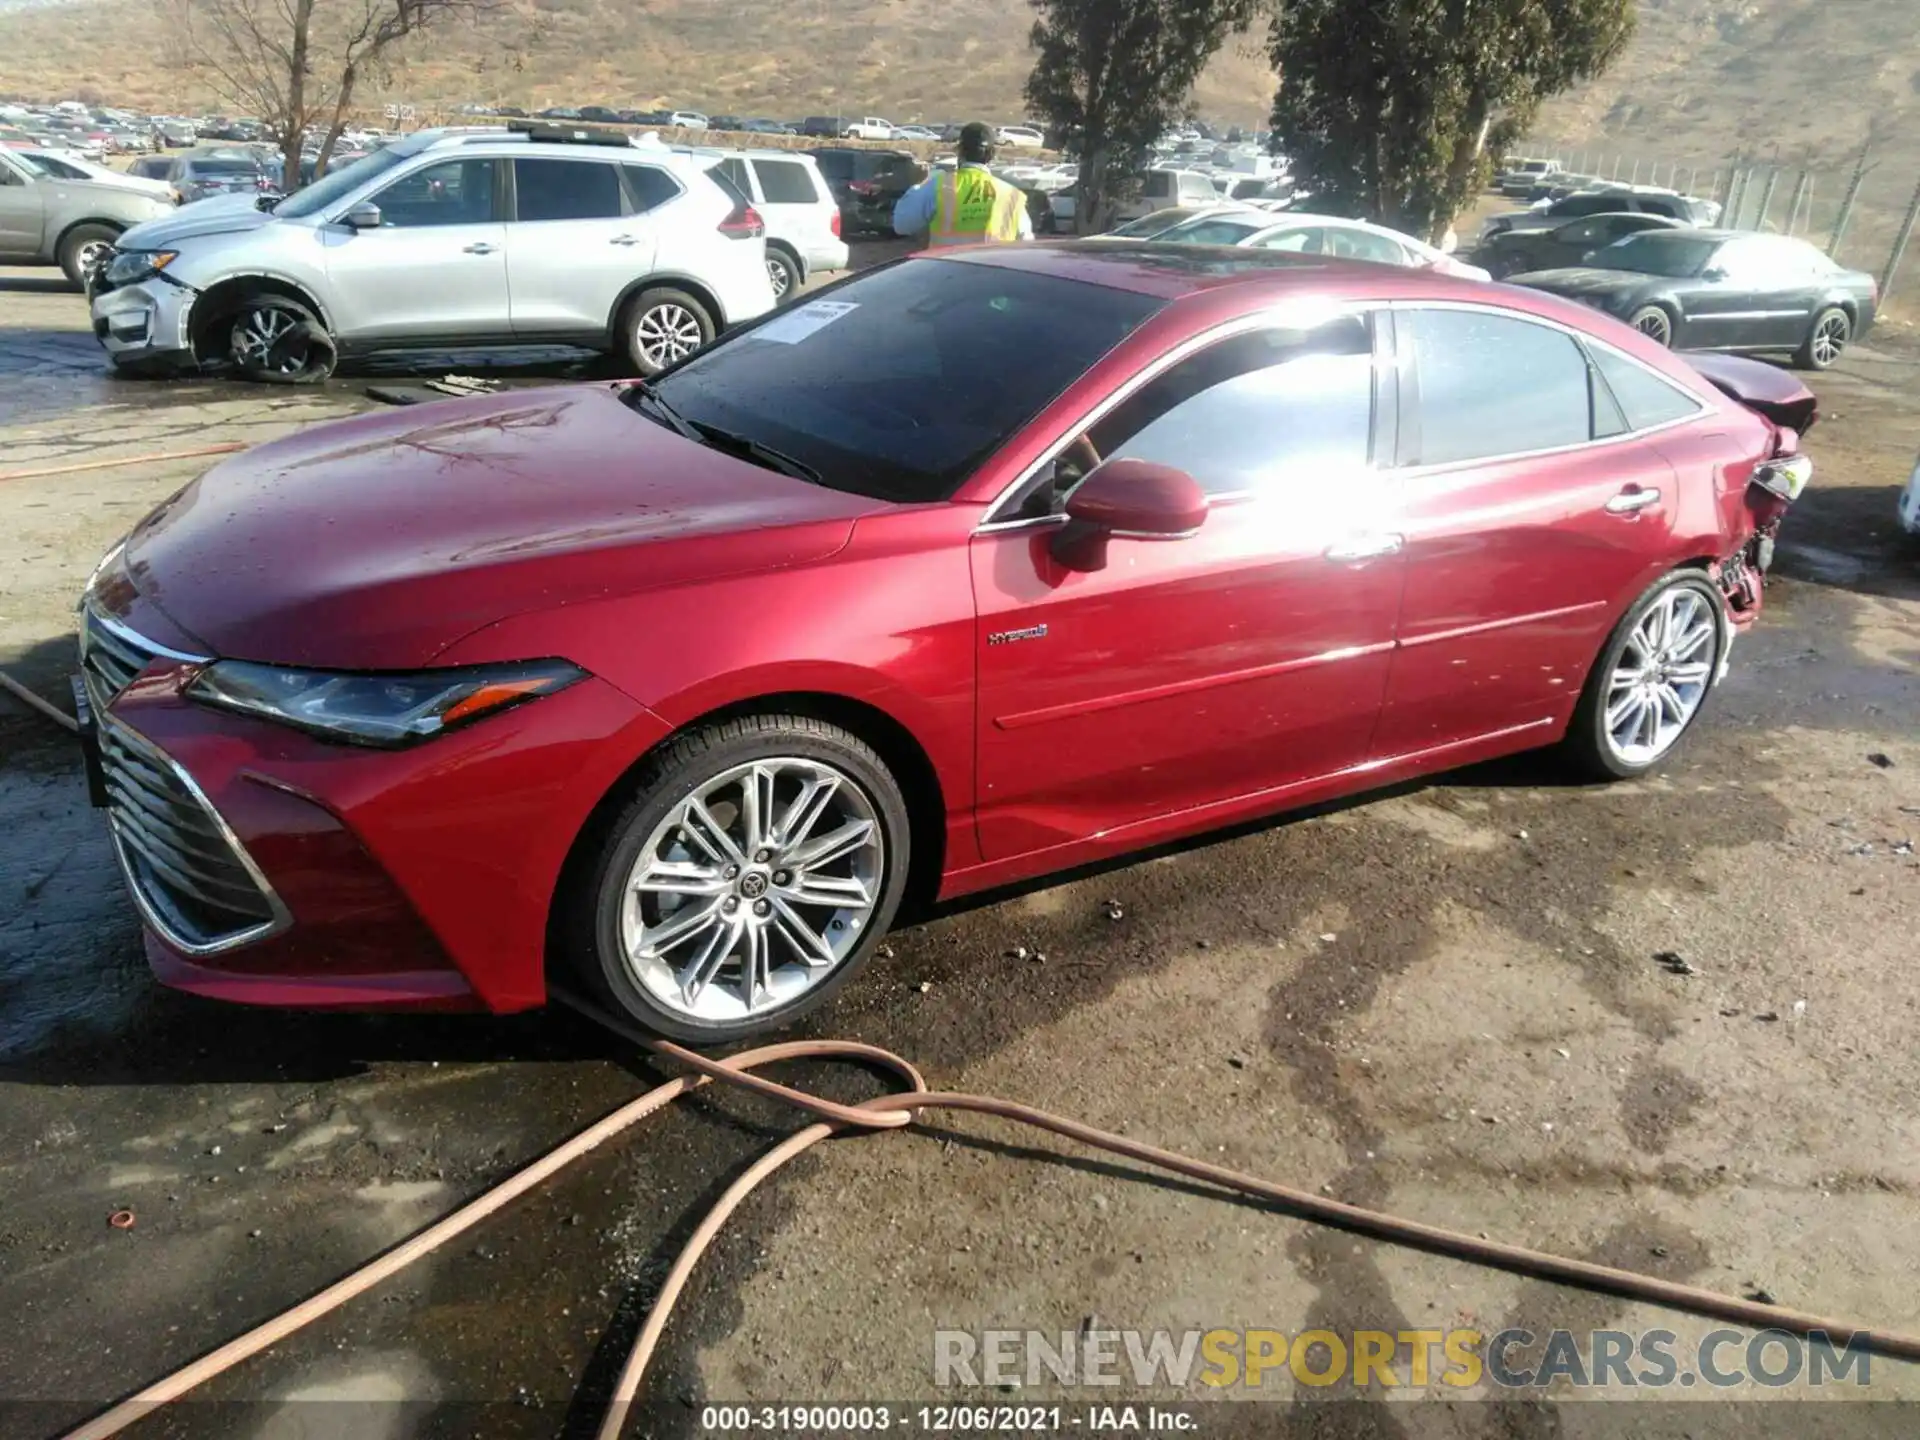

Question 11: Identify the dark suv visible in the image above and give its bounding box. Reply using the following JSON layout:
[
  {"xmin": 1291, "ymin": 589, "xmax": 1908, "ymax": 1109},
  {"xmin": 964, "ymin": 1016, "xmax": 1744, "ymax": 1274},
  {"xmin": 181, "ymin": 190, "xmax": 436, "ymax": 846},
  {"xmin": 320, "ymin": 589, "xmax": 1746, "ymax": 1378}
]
[{"xmin": 806, "ymin": 146, "xmax": 924, "ymax": 234}]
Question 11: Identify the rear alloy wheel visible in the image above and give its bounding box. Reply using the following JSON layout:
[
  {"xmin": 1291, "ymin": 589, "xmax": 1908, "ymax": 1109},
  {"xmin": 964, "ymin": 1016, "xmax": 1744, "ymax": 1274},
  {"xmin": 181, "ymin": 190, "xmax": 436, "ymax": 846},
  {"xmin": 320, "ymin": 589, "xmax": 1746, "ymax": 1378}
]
[
  {"xmin": 1565, "ymin": 572, "xmax": 1726, "ymax": 781},
  {"xmin": 765, "ymin": 248, "xmax": 801, "ymax": 302},
  {"xmin": 1628, "ymin": 305, "xmax": 1674, "ymax": 348},
  {"xmin": 228, "ymin": 294, "xmax": 335, "ymax": 383},
  {"xmin": 58, "ymin": 223, "xmax": 119, "ymax": 290},
  {"xmin": 1796, "ymin": 307, "xmax": 1850, "ymax": 371},
  {"xmin": 572, "ymin": 715, "xmax": 911, "ymax": 1043},
  {"xmin": 622, "ymin": 286, "xmax": 714, "ymax": 376}
]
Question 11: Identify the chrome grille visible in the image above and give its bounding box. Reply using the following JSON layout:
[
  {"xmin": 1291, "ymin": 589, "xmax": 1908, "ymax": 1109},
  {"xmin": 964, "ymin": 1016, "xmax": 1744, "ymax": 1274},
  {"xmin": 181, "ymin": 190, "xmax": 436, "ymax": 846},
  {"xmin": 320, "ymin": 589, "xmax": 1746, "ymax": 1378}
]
[
  {"xmin": 100, "ymin": 719, "xmax": 285, "ymax": 953},
  {"xmin": 78, "ymin": 606, "xmax": 163, "ymax": 711}
]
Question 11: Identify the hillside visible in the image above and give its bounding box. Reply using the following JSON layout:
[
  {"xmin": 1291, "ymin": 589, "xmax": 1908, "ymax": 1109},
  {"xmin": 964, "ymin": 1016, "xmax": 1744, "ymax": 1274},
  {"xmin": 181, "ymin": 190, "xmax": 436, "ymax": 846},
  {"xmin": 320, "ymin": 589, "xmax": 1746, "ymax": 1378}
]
[
  {"xmin": 0, "ymin": 0, "xmax": 1277, "ymax": 126},
  {"xmin": 0, "ymin": 0, "xmax": 1911, "ymax": 175}
]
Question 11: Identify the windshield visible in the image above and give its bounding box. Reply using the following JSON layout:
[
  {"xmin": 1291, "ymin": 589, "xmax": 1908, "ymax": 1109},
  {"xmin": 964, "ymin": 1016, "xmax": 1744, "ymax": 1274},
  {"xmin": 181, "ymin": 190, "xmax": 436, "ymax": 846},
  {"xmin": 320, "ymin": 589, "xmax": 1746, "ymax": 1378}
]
[
  {"xmin": 273, "ymin": 145, "xmax": 405, "ymax": 217},
  {"xmin": 1603, "ymin": 233, "xmax": 1720, "ymax": 278},
  {"xmin": 642, "ymin": 259, "xmax": 1163, "ymax": 503},
  {"xmin": 191, "ymin": 157, "xmax": 266, "ymax": 176}
]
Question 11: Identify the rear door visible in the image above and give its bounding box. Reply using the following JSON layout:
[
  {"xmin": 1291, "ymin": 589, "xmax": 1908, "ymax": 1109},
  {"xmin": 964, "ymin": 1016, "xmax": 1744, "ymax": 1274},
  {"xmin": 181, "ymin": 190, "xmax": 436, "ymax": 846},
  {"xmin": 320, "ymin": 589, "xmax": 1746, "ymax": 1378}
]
[
  {"xmin": 322, "ymin": 156, "xmax": 508, "ymax": 342},
  {"xmin": 1374, "ymin": 305, "xmax": 1680, "ymax": 759},
  {"xmin": 504, "ymin": 156, "xmax": 652, "ymax": 338},
  {"xmin": 0, "ymin": 157, "xmax": 45, "ymax": 253},
  {"xmin": 971, "ymin": 312, "xmax": 1404, "ymax": 861},
  {"xmin": 750, "ymin": 155, "xmax": 836, "ymax": 267}
]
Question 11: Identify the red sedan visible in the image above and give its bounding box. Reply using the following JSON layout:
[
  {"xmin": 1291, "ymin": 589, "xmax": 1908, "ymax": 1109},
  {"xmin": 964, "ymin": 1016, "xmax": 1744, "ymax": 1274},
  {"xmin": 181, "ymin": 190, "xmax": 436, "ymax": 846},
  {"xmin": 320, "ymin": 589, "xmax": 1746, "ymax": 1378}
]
[{"xmin": 79, "ymin": 244, "xmax": 1815, "ymax": 1042}]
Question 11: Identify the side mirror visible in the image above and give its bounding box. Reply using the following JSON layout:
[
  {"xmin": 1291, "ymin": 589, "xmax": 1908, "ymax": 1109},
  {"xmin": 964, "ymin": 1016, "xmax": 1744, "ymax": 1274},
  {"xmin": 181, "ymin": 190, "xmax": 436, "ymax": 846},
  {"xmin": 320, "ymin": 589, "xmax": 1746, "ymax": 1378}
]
[
  {"xmin": 1051, "ymin": 458, "xmax": 1208, "ymax": 570},
  {"xmin": 341, "ymin": 201, "xmax": 382, "ymax": 230},
  {"xmin": 1580, "ymin": 249, "xmax": 1597, "ymax": 264},
  {"xmin": 1702, "ymin": 265, "xmax": 1727, "ymax": 282}
]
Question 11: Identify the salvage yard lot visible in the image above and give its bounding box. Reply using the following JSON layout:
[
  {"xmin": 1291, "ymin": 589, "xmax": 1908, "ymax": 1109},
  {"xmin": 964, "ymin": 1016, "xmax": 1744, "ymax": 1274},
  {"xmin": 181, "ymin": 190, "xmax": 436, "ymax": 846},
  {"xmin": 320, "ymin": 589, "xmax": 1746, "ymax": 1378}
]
[{"xmin": 2, "ymin": 256, "xmax": 1919, "ymax": 1435}]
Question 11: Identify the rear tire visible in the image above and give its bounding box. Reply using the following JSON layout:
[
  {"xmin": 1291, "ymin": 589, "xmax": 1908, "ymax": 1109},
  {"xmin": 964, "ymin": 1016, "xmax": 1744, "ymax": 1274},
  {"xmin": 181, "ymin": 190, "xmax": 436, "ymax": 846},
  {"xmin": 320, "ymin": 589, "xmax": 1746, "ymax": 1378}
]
[
  {"xmin": 765, "ymin": 247, "xmax": 802, "ymax": 303},
  {"xmin": 562, "ymin": 714, "xmax": 911, "ymax": 1044},
  {"xmin": 59, "ymin": 223, "xmax": 118, "ymax": 289},
  {"xmin": 620, "ymin": 286, "xmax": 715, "ymax": 376},
  {"xmin": 1794, "ymin": 306, "xmax": 1850, "ymax": 371},
  {"xmin": 1563, "ymin": 571, "xmax": 1727, "ymax": 781}
]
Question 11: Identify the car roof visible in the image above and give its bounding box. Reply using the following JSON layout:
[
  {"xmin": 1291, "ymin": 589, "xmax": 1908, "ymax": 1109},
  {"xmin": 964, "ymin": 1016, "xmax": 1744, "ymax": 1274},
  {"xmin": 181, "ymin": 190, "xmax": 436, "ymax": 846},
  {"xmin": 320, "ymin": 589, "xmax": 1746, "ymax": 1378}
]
[
  {"xmin": 677, "ymin": 144, "xmax": 822, "ymax": 166},
  {"xmin": 937, "ymin": 240, "xmax": 1423, "ymax": 299}
]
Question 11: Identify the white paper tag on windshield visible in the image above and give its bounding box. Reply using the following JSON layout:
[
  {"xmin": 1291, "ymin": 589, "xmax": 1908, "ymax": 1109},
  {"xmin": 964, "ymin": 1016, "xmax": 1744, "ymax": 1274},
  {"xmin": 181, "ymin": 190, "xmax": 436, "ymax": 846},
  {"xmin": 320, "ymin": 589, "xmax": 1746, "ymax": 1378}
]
[{"xmin": 750, "ymin": 299, "xmax": 859, "ymax": 345}]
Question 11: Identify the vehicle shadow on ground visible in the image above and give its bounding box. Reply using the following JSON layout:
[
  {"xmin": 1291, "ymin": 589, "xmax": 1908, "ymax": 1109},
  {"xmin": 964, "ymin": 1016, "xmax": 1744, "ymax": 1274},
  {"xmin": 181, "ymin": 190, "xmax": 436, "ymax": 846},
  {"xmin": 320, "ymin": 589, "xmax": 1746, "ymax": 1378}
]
[
  {"xmin": 1773, "ymin": 481, "xmax": 1920, "ymax": 603},
  {"xmin": 0, "ymin": 275, "xmax": 80, "ymax": 295}
]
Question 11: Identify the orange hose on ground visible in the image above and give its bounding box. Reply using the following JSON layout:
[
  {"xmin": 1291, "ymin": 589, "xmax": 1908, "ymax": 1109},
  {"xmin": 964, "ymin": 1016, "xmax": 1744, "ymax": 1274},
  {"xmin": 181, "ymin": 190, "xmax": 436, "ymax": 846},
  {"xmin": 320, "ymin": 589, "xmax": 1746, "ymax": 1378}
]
[{"xmin": 51, "ymin": 992, "xmax": 1920, "ymax": 1440}]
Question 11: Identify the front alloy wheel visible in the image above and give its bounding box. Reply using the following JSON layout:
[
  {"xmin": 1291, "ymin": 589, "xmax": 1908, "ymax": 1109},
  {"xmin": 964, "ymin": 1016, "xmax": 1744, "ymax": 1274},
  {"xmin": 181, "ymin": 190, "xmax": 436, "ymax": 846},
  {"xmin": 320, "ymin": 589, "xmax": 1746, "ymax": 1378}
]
[
  {"xmin": 573, "ymin": 715, "xmax": 911, "ymax": 1042},
  {"xmin": 1629, "ymin": 305, "xmax": 1674, "ymax": 348}
]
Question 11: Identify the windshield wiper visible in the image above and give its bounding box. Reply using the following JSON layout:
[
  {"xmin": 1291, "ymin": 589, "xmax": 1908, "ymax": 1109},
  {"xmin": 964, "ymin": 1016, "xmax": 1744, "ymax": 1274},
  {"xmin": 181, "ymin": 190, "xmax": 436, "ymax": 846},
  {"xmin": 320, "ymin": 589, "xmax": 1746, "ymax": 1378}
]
[
  {"xmin": 629, "ymin": 383, "xmax": 701, "ymax": 441},
  {"xmin": 627, "ymin": 385, "xmax": 821, "ymax": 484},
  {"xmin": 686, "ymin": 421, "xmax": 823, "ymax": 485}
]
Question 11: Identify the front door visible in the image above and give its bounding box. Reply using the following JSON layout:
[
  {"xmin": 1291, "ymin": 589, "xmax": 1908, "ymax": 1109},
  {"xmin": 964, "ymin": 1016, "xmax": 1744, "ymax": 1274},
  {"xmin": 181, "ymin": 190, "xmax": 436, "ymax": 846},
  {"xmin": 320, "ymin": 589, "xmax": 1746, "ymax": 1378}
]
[
  {"xmin": 321, "ymin": 157, "xmax": 509, "ymax": 343},
  {"xmin": 970, "ymin": 314, "xmax": 1404, "ymax": 862},
  {"xmin": 1375, "ymin": 305, "xmax": 1678, "ymax": 759}
]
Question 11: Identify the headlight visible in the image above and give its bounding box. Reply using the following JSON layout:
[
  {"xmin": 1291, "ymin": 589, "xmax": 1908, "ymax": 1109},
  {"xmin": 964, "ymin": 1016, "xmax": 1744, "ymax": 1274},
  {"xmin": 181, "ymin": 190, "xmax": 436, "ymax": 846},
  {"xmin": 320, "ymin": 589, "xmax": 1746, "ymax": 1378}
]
[
  {"xmin": 184, "ymin": 658, "xmax": 586, "ymax": 747},
  {"xmin": 103, "ymin": 249, "xmax": 179, "ymax": 285}
]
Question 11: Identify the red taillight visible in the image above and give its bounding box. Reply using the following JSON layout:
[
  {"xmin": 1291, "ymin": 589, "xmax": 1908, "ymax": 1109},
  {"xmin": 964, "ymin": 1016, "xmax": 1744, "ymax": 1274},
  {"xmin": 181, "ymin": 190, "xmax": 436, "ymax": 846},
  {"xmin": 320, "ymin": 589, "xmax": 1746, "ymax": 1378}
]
[
  {"xmin": 830, "ymin": 208, "xmax": 842, "ymax": 238},
  {"xmin": 719, "ymin": 200, "xmax": 764, "ymax": 239}
]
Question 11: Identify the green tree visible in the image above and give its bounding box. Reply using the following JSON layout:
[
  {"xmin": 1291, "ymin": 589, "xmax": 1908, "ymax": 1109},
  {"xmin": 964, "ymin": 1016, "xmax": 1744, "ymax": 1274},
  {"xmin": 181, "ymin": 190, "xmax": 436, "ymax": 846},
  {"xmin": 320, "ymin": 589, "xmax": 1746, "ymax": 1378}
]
[
  {"xmin": 1269, "ymin": 0, "xmax": 1635, "ymax": 241},
  {"xmin": 1026, "ymin": 0, "xmax": 1262, "ymax": 233}
]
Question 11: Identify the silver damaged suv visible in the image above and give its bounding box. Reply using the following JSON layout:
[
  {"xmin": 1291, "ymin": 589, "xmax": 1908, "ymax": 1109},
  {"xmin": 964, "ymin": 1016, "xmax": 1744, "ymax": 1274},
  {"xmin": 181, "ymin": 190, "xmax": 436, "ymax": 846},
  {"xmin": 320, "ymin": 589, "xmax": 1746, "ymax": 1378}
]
[{"xmin": 90, "ymin": 125, "xmax": 777, "ymax": 380}]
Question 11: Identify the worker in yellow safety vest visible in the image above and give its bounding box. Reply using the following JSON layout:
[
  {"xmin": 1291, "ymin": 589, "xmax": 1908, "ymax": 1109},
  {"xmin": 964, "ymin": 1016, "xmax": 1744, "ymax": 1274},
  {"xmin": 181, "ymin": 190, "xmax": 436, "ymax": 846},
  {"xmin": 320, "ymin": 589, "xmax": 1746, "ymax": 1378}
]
[{"xmin": 892, "ymin": 121, "xmax": 1033, "ymax": 248}]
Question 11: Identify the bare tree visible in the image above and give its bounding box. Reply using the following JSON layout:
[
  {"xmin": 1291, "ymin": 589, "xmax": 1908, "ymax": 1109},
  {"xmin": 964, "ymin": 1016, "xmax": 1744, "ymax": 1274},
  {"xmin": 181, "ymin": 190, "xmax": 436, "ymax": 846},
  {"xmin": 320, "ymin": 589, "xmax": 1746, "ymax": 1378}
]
[{"xmin": 163, "ymin": 0, "xmax": 495, "ymax": 191}]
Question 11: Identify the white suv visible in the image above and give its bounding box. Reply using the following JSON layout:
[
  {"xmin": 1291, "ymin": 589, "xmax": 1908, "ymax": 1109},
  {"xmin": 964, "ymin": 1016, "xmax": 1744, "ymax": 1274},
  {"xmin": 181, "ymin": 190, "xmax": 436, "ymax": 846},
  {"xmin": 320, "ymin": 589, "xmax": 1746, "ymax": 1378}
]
[
  {"xmin": 89, "ymin": 125, "xmax": 776, "ymax": 380},
  {"xmin": 680, "ymin": 146, "xmax": 848, "ymax": 300}
]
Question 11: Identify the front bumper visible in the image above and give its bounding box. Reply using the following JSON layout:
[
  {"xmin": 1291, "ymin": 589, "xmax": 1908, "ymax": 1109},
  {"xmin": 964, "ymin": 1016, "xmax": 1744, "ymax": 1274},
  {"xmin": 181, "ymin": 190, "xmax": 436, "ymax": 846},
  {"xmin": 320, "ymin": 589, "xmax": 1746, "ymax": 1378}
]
[
  {"xmin": 89, "ymin": 274, "xmax": 196, "ymax": 364},
  {"xmin": 81, "ymin": 604, "xmax": 672, "ymax": 1013}
]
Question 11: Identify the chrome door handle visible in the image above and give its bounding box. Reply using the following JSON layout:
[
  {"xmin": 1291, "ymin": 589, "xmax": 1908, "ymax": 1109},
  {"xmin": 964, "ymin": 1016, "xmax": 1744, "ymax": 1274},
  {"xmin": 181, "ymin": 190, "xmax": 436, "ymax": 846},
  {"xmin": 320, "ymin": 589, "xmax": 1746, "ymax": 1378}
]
[
  {"xmin": 462, "ymin": 242, "xmax": 497, "ymax": 255},
  {"xmin": 1324, "ymin": 533, "xmax": 1404, "ymax": 563},
  {"xmin": 609, "ymin": 234, "xmax": 640, "ymax": 246},
  {"xmin": 1604, "ymin": 487, "xmax": 1661, "ymax": 515}
]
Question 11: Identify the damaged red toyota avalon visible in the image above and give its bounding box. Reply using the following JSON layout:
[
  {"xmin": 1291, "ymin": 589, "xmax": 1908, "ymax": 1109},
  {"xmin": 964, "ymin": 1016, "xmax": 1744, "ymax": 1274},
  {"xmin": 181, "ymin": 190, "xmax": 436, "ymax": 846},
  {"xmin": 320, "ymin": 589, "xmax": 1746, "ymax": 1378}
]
[{"xmin": 78, "ymin": 244, "xmax": 1815, "ymax": 1043}]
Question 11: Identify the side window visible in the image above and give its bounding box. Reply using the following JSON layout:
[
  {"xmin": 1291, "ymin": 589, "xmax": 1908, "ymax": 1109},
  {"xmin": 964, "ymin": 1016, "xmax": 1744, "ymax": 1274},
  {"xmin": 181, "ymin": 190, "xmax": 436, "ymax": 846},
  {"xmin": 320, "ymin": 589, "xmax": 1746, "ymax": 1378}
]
[
  {"xmin": 1144, "ymin": 172, "xmax": 1171, "ymax": 200},
  {"xmin": 1558, "ymin": 193, "xmax": 1608, "ymax": 218},
  {"xmin": 1172, "ymin": 218, "xmax": 1262, "ymax": 246},
  {"xmin": 1404, "ymin": 309, "xmax": 1592, "ymax": 465},
  {"xmin": 715, "ymin": 156, "xmax": 752, "ymax": 198},
  {"xmin": 623, "ymin": 164, "xmax": 682, "ymax": 212},
  {"xmin": 1555, "ymin": 219, "xmax": 1603, "ymax": 245},
  {"xmin": 1178, "ymin": 175, "xmax": 1217, "ymax": 204},
  {"xmin": 373, "ymin": 159, "xmax": 498, "ymax": 227},
  {"xmin": 1325, "ymin": 226, "xmax": 1411, "ymax": 266},
  {"xmin": 754, "ymin": 159, "xmax": 819, "ymax": 204},
  {"xmin": 1256, "ymin": 227, "xmax": 1321, "ymax": 254},
  {"xmin": 0, "ymin": 162, "xmax": 21, "ymax": 187},
  {"xmin": 1084, "ymin": 317, "xmax": 1376, "ymax": 498},
  {"xmin": 511, "ymin": 158, "xmax": 624, "ymax": 222},
  {"xmin": 1590, "ymin": 346, "xmax": 1704, "ymax": 432}
]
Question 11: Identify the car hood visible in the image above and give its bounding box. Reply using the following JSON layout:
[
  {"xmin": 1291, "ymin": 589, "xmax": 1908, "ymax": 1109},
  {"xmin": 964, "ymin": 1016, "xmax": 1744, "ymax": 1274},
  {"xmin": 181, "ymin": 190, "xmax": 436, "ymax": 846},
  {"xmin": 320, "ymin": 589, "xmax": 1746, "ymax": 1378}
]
[
  {"xmin": 114, "ymin": 385, "xmax": 888, "ymax": 669},
  {"xmin": 116, "ymin": 193, "xmax": 277, "ymax": 249},
  {"xmin": 1507, "ymin": 266, "xmax": 1652, "ymax": 301}
]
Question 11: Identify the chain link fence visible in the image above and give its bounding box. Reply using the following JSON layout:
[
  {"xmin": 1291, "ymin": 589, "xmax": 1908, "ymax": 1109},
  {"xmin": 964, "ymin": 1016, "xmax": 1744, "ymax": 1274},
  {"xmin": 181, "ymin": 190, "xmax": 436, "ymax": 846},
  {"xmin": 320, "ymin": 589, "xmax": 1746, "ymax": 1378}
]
[{"xmin": 1533, "ymin": 145, "xmax": 1920, "ymax": 311}]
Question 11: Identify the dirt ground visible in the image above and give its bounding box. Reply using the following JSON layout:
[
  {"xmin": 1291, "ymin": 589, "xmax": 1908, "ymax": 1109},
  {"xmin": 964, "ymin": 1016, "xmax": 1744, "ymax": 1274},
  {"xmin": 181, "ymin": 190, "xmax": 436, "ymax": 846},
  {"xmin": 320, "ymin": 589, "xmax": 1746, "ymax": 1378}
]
[{"xmin": 2, "ymin": 249, "xmax": 1918, "ymax": 1440}]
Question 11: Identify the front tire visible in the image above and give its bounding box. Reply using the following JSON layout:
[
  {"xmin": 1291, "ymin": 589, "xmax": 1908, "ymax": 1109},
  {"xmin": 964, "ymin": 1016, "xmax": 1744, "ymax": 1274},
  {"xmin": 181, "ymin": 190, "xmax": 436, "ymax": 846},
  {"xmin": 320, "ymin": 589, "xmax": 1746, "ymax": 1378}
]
[
  {"xmin": 59, "ymin": 223, "xmax": 118, "ymax": 289},
  {"xmin": 565, "ymin": 714, "xmax": 912, "ymax": 1044},
  {"xmin": 1564, "ymin": 571, "xmax": 1727, "ymax": 781},
  {"xmin": 621, "ymin": 286, "xmax": 715, "ymax": 376},
  {"xmin": 1795, "ymin": 306, "xmax": 1850, "ymax": 370},
  {"xmin": 1628, "ymin": 305, "xmax": 1674, "ymax": 348},
  {"xmin": 228, "ymin": 293, "xmax": 336, "ymax": 383}
]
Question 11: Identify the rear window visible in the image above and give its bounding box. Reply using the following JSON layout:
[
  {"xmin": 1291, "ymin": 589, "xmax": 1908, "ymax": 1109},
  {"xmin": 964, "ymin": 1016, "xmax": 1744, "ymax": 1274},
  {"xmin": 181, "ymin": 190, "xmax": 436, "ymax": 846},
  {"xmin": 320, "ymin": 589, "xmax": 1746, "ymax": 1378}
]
[
  {"xmin": 809, "ymin": 150, "xmax": 853, "ymax": 180},
  {"xmin": 714, "ymin": 156, "xmax": 752, "ymax": 196},
  {"xmin": 1590, "ymin": 346, "xmax": 1702, "ymax": 433},
  {"xmin": 754, "ymin": 157, "xmax": 819, "ymax": 204},
  {"xmin": 623, "ymin": 164, "xmax": 682, "ymax": 212},
  {"xmin": 645, "ymin": 259, "xmax": 1163, "ymax": 503},
  {"xmin": 513, "ymin": 158, "xmax": 623, "ymax": 221},
  {"xmin": 191, "ymin": 157, "xmax": 261, "ymax": 175}
]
